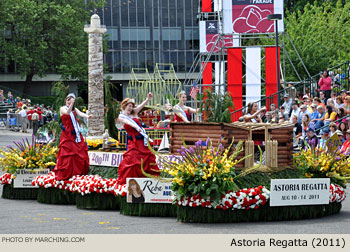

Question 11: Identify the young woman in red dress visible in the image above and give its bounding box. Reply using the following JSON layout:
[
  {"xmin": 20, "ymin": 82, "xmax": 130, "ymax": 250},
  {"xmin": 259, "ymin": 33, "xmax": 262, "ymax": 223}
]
[
  {"xmin": 54, "ymin": 93, "xmax": 92, "ymax": 180},
  {"xmin": 116, "ymin": 93, "xmax": 160, "ymax": 185},
  {"xmin": 174, "ymin": 91, "xmax": 198, "ymax": 122}
]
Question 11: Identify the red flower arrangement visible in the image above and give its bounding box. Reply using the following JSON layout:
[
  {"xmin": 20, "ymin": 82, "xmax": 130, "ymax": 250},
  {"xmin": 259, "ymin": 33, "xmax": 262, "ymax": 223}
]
[
  {"xmin": 0, "ymin": 173, "xmax": 15, "ymax": 185},
  {"xmin": 31, "ymin": 171, "xmax": 127, "ymax": 197}
]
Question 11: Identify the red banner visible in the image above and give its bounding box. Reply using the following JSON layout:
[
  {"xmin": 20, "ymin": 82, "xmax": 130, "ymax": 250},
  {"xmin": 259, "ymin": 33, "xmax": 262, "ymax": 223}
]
[
  {"xmin": 227, "ymin": 48, "xmax": 242, "ymax": 122},
  {"xmin": 202, "ymin": 0, "xmax": 212, "ymax": 12},
  {"xmin": 265, "ymin": 46, "xmax": 280, "ymax": 108},
  {"xmin": 202, "ymin": 62, "xmax": 213, "ymax": 119},
  {"xmin": 202, "ymin": 62, "xmax": 213, "ymax": 99}
]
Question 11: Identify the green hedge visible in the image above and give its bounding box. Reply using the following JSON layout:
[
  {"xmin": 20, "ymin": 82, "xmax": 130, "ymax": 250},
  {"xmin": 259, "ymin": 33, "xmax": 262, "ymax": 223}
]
[
  {"xmin": 119, "ymin": 197, "xmax": 178, "ymax": 217},
  {"xmin": 235, "ymin": 168, "xmax": 304, "ymax": 189},
  {"xmin": 88, "ymin": 165, "xmax": 118, "ymax": 179},
  {"xmin": 37, "ymin": 187, "xmax": 75, "ymax": 205},
  {"xmin": 176, "ymin": 202, "xmax": 342, "ymax": 223},
  {"xmin": 75, "ymin": 193, "xmax": 120, "ymax": 210},
  {"xmin": 2, "ymin": 184, "xmax": 38, "ymax": 200}
]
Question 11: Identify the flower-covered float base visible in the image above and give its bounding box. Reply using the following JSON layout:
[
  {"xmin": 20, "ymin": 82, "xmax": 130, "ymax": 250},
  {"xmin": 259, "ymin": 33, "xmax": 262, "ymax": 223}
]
[
  {"xmin": 76, "ymin": 193, "xmax": 121, "ymax": 210},
  {"xmin": 33, "ymin": 172, "xmax": 126, "ymax": 209},
  {"xmin": 2, "ymin": 184, "xmax": 39, "ymax": 200},
  {"xmin": 175, "ymin": 184, "xmax": 345, "ymax": 223},
  {"xmin": 176, "ymin": 202, "xmax": 342, "ymax": 223},
  {"xmin": 37, "ymin": 187, "xmax": 76, "ymax": 205},
  {"xmin": 119, "ymin": 197, "xmax": 178, "ymax": 217},
  {"xmin": 1, "ymin": 173, "xmax": 38, "ymax": 200}
]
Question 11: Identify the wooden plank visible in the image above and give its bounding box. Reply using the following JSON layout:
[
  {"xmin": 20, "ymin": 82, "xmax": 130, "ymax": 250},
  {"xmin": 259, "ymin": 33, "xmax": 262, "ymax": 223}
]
[
  {"xmin": 172, "ymin": 132, "xmax": 226, "ymax": 137},
  {"xmin": 172, "ymin": 125, "xmax": 223, "ymax": 130}
]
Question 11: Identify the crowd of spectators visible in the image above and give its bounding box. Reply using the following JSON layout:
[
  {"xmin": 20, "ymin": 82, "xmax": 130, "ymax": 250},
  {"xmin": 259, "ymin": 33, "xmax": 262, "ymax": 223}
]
[
  {"xmin": 0, "ymin": 90, "xmax": 57, "ymax": 133},
  {"xmin": 242, "ymin": 70, "xmax": 350, "ymax": 152}
]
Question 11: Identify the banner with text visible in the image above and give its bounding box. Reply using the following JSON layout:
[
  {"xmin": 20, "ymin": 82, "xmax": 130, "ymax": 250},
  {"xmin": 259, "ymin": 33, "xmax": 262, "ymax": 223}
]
[
  {"xmin": 126, "ymin": 178, "xmax": 173, "ymax": 204},
  {"xmin": 88, "ymin": 151, "xmax": 180, "ymax": 169},
  {"xmin": 270, "ymin": 178, "xmax": 330, "ymax": 207},
  {"xmin": 13, "ymin": 169, "xmax": 50, "ymax": 188}
]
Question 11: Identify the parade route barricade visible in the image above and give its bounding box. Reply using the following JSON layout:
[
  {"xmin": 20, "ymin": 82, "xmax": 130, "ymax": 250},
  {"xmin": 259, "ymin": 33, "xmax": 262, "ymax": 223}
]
[{"xmin": 0, "ymin": 112, "xmax": 21, "ymax": 131}]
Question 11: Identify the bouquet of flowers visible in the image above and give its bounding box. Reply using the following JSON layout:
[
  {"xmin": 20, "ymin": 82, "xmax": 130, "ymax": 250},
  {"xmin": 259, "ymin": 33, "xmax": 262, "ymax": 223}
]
[
  {"xmin": 293, "ymin": 146, "xmax": 350, "ymax": 187},
  {"xmin": 160, "ymin": 138, "xmax": 253, "ymax": 203},
  {"xmin": 0, "ymin": 136, "xmax": 57, "ymax": 174},
  {"xmin": 86, "ymin": 138, "xmax": 119, "ymax": 150}
]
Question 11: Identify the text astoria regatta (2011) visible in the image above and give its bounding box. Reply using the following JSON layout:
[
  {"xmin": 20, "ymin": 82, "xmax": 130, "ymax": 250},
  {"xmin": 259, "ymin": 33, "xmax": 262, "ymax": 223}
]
[{"xmin": 230, "ymin": 238, "xmax": 308, "ymax": 248}]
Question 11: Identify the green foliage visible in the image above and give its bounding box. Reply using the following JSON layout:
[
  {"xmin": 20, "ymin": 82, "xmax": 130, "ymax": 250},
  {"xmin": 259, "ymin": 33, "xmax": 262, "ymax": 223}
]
[
  {"xmin": 51, "ymin": 81, "xmax": 70, "ymax": 120},
  {"xmin": 198, "ymin": 89, "xmax": 234, "ymax": 123},
  {"xmin": 104, "ymin": 78, "xmax": 120, "ymax": 140},
  {"xmin": 2, "ymin": 184, "xmax": 38, "ymax": 200},
  {"xmin": 88, "ymin": 165, "xmax": 118, "ymax": 179},
  {"xmin": 177, "ymin": 201, "xmax": 342, "ymax": 223},
  {"xmin": 0, "ymin": 0, "xmax": 106, "ymax": 92},
  {"xmin": 281, "ymin": 0, "xmax": 350, "ymax": 80}
]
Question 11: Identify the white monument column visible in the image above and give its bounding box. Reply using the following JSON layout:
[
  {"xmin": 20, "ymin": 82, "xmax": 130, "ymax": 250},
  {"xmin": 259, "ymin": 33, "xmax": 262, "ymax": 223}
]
[{"xmin": 84, "ymin": 14, "xmax": 107, "ymax": 136}]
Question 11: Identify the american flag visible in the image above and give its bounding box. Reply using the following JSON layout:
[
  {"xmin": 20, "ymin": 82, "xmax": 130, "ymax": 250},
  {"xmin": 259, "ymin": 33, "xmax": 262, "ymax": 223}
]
[{"xmin": 189, "ymin": 81, "xmax": 199, "ymax": 100}]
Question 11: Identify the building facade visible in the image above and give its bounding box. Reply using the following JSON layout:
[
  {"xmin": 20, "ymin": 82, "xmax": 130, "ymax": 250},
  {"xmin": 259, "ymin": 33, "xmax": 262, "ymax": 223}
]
[{"xmin": 100, "ymin": 0, "xmax": 199, "ymax": 75}]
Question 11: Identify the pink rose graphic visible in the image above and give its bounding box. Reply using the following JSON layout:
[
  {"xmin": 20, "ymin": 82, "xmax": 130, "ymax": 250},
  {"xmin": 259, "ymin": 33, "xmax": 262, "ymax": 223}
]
[{"xmin": 232, "ymin": 5, "xmax": 274, "ymax": 33}]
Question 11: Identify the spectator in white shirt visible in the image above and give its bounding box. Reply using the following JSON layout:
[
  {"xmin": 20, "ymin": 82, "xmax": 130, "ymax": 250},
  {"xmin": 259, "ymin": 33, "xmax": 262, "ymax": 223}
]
[
  {"xmin": 289, "ymin": 102, "xmax": 300, "ymax": 124},
  {"xmin": 282, "ymin": 93, "xmax": 292, "ymax": 116},
  {"xmin": 19, "ymin": 106, "xmax": 28, "ymax": 133}
]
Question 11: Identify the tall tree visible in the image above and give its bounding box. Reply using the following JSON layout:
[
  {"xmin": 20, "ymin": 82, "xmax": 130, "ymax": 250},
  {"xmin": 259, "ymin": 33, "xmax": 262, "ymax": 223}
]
[{"xmin": 0, "ymin": 0, "xmax": 105, "ymax": 94}]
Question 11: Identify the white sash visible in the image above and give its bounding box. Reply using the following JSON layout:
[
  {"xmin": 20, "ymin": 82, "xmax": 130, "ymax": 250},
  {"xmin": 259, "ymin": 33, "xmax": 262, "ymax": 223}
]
[
  {"xmin": 65, "ymin": 106, "xmax": 81, "ymax": 143},
  {"xmin": 119, "ymin": 113, "xmax": 153, "ymax": 146},
  {"xmin": 174, "ymin": 104, "xmax": 187, "ymax": 119}
]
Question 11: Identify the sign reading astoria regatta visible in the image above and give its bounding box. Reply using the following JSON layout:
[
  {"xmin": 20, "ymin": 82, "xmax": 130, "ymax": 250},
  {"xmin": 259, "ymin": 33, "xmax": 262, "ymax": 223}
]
[{"xmin": 270, "ymin": 178, "xmax": 330, "ymax": 206}]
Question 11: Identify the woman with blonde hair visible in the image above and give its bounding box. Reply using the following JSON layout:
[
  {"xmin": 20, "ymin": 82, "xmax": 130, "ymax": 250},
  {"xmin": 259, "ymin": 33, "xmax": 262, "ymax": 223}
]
[
  {"xmin": 344, "ymin": 96, "xmax": 350, "ymax": 114},
  {"xmin": 127, "ymin": 179, "xmax": 145, "ymax": 203},
  {"xmin": 174, "ymin": 91, "xmax": 198, "ymax": 122},
  {"xmin": 116, "ymin": 93, "xmax": 159, "ymax": 185}
]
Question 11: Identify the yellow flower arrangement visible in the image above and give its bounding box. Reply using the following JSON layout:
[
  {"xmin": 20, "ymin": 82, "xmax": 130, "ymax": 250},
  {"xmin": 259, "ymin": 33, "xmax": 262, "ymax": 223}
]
[
  {"xmin": 159, "ymin": 138, "xmax": 251, "ymax": 200},
  {"xmin": 0, "ymin": 136, "xmax": 58, "ymax": 174},
  {"xmin": 86, "ymin": 138, "xmax": 119, "ymax": 150},
  {"xmin": 293, "ymin": 146, "xmax": 350, "ymax": 187}
]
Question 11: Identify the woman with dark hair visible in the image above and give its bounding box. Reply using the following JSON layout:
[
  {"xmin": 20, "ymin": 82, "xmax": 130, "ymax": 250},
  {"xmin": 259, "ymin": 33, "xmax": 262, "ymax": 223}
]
[
  {"xmin": 318, "ymin": 70, "xmax": 332, "ymax": 100},
  {"xmin": 127, "ymin": 179, "xmax": 145, "ymax": 203},
  {"xmin": 54, "ymin": 93, "xmax": 92, "ymax": 180},
  {"xmin": 116, "ymin": 93, "xmax": 160, "ymax": 185},
  {"xmin": 339, "ymin": 121, "xmax": 348, "ymax": 136},
  {"xmin": 336, "ymin": 107, "xmax": 347, "ymax": 124},
  {"xmin": 324, "ymin": 105, "xmax": 337, "ymax": 132},
  {"xmin": 243, "ymin": 102, "xmax": 266, "ymax": 123}
]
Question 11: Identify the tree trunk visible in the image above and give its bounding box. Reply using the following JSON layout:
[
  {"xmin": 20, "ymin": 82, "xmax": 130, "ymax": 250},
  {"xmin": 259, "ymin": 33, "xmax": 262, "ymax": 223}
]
[{"xmin": 23, "ymin": 73, "xmax": 34, "ymax": 97}]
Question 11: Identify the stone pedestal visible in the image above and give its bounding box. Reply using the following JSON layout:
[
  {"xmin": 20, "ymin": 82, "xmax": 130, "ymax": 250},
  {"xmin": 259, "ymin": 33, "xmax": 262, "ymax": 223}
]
[{"xmin": 84, "ymin": 14, "xmax": 107, "ymax": 136}]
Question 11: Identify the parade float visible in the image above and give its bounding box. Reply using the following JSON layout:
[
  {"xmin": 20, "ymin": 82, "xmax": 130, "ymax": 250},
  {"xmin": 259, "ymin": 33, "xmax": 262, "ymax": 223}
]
[{"xmin": 0, "ymin": 136, "xmax": 57, "ymax": 200}]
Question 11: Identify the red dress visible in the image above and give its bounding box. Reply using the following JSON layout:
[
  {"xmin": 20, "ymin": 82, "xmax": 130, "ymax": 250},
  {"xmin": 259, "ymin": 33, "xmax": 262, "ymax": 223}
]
[
  {"xmin": 54, "ymin": 113, "xmax": 89, "ymax": 180},
  {"xmin": 174, "ymin": 109, "xmax": 191, "ymax": 122},
  {"xmin": 117, "ymin": 118, "xmax": 160, "ymax": 185}
]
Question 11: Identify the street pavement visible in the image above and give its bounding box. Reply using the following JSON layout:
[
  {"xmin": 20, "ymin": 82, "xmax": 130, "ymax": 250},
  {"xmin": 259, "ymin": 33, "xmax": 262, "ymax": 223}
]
[{"xmin": 0, "ymin": 129, "xmax": 349, "ymax": 234}]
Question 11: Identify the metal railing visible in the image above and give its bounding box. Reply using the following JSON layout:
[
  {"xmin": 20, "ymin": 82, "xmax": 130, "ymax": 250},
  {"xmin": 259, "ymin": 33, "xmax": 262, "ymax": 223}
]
[
  {"xmin": 315, "ymin": 114, "xmax": 350, "ymax": 133},
  {"xmin": 230, "ymin": 61, "xmax": 350, "ymax": 122}
]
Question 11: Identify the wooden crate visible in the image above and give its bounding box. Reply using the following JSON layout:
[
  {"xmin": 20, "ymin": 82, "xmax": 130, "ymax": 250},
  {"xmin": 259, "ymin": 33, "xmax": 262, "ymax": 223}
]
[{"xmin": 170, "ymin": 122, "xmax": 250, "ymax": 168}]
